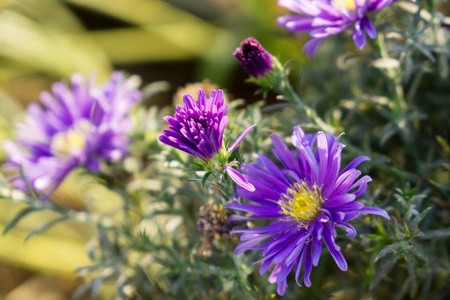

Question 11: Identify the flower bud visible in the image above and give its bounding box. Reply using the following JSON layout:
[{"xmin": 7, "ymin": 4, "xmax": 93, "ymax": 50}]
[{"xmin": 233, "ymin": 37, "xmax": 274, "ymax": 78}]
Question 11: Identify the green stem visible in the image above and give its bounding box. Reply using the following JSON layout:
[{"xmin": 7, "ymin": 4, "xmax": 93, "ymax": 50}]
[
  {"xmin": 279, "ymin": 78, "xmax": 335, "ymax": 133},
  {"xmin": 377, "ymin": 33, "xmax": 407, "ymax": 115}
]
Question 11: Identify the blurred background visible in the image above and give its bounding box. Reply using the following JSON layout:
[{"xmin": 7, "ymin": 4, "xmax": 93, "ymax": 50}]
[{"xmin": 0, "ymin": 0, "xmax": 303, "ymax": 299}]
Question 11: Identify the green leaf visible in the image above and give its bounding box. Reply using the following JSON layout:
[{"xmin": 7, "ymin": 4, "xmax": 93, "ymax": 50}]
[
  {"xmin": 24, "ymin": 216, "xmax": 69, "ymax": 242},
  {"xmin": 409, "ymin": 240, "xmax": 446, "ymax": 269},
  {"xmin": 92, "ymin": 275, "xmax": 107, "ymax": 300},
  {"xmin": 420, "ymin": 227, "xmax": 450, "ymax": 239},
  {"xmin": 408, "ymin": 207, "xmax": 432, "ymax": 232},
  {"xmin": 97, "ymin": 224, "xmax": 114, "ymax": 255},
  {"xmin": 3, "ymin": 206, "xmax": 38, "ymax": 235},
  {"xmin": 403, "ymin": 251, "xmax": 417, "ymax": 286},
  {"xmin": 414, "ymin": 43, "xmax": 436, "ymax": 63},
  {"xmin": 393, "ymin": 220, "xmax": 406, "ymax": 240},
  {"xmin": 370, "ymin": 254, "xmax": 400, "ymax": 290},
  {"xmin": 374, "ymin": 243, "xmax": 397, "ymax": 262},
  {"xmin": 71, "ymin": 282, "xmax": 92, "ymax": 300},
  {"xmin": 19, "ymin": 167, "xmax": 37, "ymax": 199},
  {"xmin": 202, "ymin": 171, "xmax": 212, "ymax": 188}
]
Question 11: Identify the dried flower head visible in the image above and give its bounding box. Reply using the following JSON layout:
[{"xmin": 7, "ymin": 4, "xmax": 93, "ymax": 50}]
[
  {"xmin": 198, "ymin": 201, "xmax": 233, "ymax": 239},
  {"xmin": 197, "ymin": 201, "xmax": 234, "ymax": 256}
]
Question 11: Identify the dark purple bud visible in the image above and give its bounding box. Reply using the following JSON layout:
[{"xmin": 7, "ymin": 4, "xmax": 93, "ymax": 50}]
[{"xmin": 233, "ymin": 38, "xmax": 273, "ymax": 78}]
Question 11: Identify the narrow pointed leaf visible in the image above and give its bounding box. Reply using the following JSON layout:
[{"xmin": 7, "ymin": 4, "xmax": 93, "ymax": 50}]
[
  {"xmin": 3, "ymin": 207, "xmax": 38, "ymax": 235},
  {"xmin": 410, "ymin": 240, "xmax": 446, "ymax": 269},
  {"xmin": 25, "ymin": 216, "xmax": 69, "ymax": 242},
  {"xmin": 202, "ymin": 171, "xmax": 212, "ymax": 188},
  {"xmin": 370, "ymin": 254, "xmax": 400, "ymax": 290},
  {"xmin": 72, "ymin": 282, "xmax": 92, "ymax": 300},
  {"xmin": 404, "ymin": 252, "xmax": 417, "ymax": 286},
  {"xmin": 409, "ymin": 207, "xmax": 432, "ymax": 232},
  {"xmin": 374, "ymin": 243, "xmax": 397, "ymax": 262},
  {"xmin": 420, "ymin": 227, "xmax": 450, "ymax": 239}
]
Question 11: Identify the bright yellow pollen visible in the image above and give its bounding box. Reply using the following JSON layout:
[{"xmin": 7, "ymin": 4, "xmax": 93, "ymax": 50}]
[
  {"xmin": 332, "ymin": 0, "xmax": 357, "ymax": 10},
  {"xmin": 51, "ymin": 128, "xmax": 87, "ymax": 158},
  {"xmin": 279, "ymin": 182, "xmax": 324, "ymax": 221}
]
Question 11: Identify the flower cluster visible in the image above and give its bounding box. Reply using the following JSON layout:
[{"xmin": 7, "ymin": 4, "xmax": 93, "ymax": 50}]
[
  {"xmin": 227, "ymin": 126, "xmax": 389, "ymax": 295},
  {"xmin": 3, "ymin": 72, "xmax": 141, "ymax": 195},
  {"xmin": 278, "ymin": 0, "xmax": 395, "ymax": 57}
]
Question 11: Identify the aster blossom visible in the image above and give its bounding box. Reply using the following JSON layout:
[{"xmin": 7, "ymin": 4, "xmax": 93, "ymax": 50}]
[
  {"xmin": 159, "ymin": 89, "xmax": 255, "ymax": 189},
  {"xmin": 159, "ymin": 89, "xmax": 229, "ymax": 162},
  {"xmin": 3, "ymin": 72, "xmax": 141, "ymax": 195},
  {"xmin": 278, "ymin": 0, "xmax": 395, "ymax": 57},
  {"xmin": 227, "ymin": 125, "xmax": 389, "ymax": 295}
]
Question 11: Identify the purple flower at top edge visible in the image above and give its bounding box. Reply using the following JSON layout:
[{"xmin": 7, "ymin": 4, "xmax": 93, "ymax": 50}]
[
  {"xmin": 233, "ymin": 38, "xmax": 274, "ymax": 78},
  {"xmin": 227, "ymin": 125, "xmax": 389, "ymax": 295},
  {"xmin": 159, "ymin": 89, "xmax": 255, "ymax": 163},
  {"xmin": 277, "ymin": 0, "xmax": 395, "ymax": 58},
  {"xmin": 3, "ymin": 72, "xmax": 141, "ymax": 195}
]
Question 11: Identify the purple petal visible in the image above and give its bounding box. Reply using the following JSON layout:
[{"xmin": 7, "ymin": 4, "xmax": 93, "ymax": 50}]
[
  {"xmin": 324, "ymin": 194, "xmax": 356, "ymax": 208},
  {"xmin": 358, "ymin": 206, "xmax": 390, "ymax": 219},
  {"xmin": 303, "ymin": 38, "xmax": 324, "ymax": 58},
  {"xmin": 228, "ymin": 124, "xmax": 256, "ymax": 152},
  {"xmin": 352, "ymin": 21, "xmax": 366, "ymax": 49},
  {"xmin": 362, "ymin": 16, "xmax": 377, "ymax": 39},
  {"xmin": 303, "ymin": 243, "xmax": 313, "ymax": 287},
  {"xmin": 323, "ymin": 225, "xmax": 348, "ymax": 271},
  {"xmin": 227, "ymin": 204, "xmax": 282, "ymax": 218},
  {"xmin": 341, "ymin": 156, "xmax": 370, "ymax": 173},
  {"xmin": 224, "ymin": 166, "xmax": 255, "ymax": 192}
]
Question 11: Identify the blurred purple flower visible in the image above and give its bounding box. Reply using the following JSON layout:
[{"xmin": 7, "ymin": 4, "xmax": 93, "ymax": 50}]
[
  {"xmin": 159, "ymin": 89, "xmax": 254, "ymax": 163},
  {"xmin": 227, "ymin": 125, "xmax": 389, "ymax": 295},
  {"xmin": 233, "ymin": 37, "xmax": 274, "ymax": 78},
  {"xmin": 3, "ymin": 72, "xmax": 141, "ymax": 195},
  {"xmin": 278, "ymin": 0, "xmax": 394, "ymax": 58}
]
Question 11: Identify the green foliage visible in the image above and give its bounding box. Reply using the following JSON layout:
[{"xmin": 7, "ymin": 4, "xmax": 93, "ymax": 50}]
[{"xmin": 369, "ymin": 186, "xmax": 448, "ymax": 298}]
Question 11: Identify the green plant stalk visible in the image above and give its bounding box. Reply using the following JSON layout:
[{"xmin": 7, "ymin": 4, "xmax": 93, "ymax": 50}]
[
  {"xmin": 278, "ymin": 75, "xmax": 336, "ymax": 134},
  {"xmin": 376, "ymin": 33, "xmax": 407, "ymax": 115}
]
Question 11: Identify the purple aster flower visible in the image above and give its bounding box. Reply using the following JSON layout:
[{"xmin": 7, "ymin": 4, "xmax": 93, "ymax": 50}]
[
  {"xmin": 227, "ymin": 125, "xmax": 389, "ymax": 295},
  {"xmin": 233, "ymin": 38, "xmax": 274, "ymax": 78},
  {"xmin": 278, "ymin": 0, "xmax": 395, "ymax": 58},
  {"xmin": 3, "ymin": 72, "xmax": 141, "ymax": 195},
  {"xmin": 159, "ymin": 89, "xmax": 255, "ymax": 163}
]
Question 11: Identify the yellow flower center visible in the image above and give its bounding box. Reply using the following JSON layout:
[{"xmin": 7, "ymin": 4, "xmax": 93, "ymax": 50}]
[
  {"xmin": 332, "ymin": 0, "xmax": 357, "ymax": 11},
  {"xmin": 279, "ymin": 182, "xmax": 324, "ymax": 221},
  {"xmin": 51, "ymin": 121, "xmax": 90, "ymax": 159}
]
